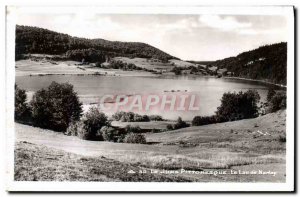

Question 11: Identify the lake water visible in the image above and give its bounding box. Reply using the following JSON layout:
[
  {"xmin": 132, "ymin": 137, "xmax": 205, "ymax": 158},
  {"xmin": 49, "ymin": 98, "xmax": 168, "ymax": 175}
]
[{"xmin": 15, "ymin": 75, "xmax": 274, "ymax": 120}]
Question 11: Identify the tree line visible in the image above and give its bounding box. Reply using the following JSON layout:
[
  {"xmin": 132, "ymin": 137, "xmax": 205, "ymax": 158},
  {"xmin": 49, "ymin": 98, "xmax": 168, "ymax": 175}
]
[
  {"xmin": 209, "ymin": 42, "xmax": 287, "ymax": 85},
  {"xmin": 16, "ymin": 25, "xmax": 176, "ymax": 62}
]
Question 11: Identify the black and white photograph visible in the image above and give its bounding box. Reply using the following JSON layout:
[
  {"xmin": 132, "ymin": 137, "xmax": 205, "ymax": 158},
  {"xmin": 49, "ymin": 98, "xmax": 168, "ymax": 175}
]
[{"xmin": 4, "ymin": 5, "xmax": 295, "ymax": 192}]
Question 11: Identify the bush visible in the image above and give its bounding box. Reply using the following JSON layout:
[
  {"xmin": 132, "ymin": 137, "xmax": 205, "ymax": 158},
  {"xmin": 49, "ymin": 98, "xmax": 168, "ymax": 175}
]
[
  {"xmin": 125, "ymin": 125, "xmax": 142, "ymax": 133},
  {"xmin": 30, "ymin": 82, "xmax": 82, "ymax": 131},
  {"xmin": 99, "ymin": 126, "xmax": 118, "ymax": 142},
  {"xmin": 149, "ymin": 115, "xmax": 164, "ymax": 121},
  {"xmin": 268, "ymin": 92, "xmax": 286, "ymax": 113},
  {"xmin": 278, "ymin": 134, "xmax": 286, "ymax": 143},
  {"xmin": 133, "ymin": 114, "xmax": 150, "ymax": 122},
  {"xmin": 173, "ymin": 117, "xmax": 189, "ymax": 129},
  {"xmin": 166, "ymin": 124, "xmax": 174, "ymax": 130},
  {"xmin": 15, "ymin": 85, "xmax": 31, "ymax": 122},
  {"xmin": 172, "ymin": 67, "xmax": 182, "ymax": 75},
  {"xmin": 112, "ymin": 111, "xmax": 150, "ymax": 122},
  {"xmin": 123, "ymin": 133, "xmax": 146, "ymax": 144},
  {"xmin": 192, "ymin": 115, "xmax": 219, "ymax": 126},
  {"xmin": 65, "ymin": 121, "xmax": 84, "ymax": 136},
  {"xmin": 80, "ymin": 107, "xmax": 108, "ymax": 140},
  {"xmin": 216, "ymin": 90, "xmax": 260, "ymax": 121},
  {"xmin": 190, "ymin": 66, "xmax": 198, "ymax": 74}
]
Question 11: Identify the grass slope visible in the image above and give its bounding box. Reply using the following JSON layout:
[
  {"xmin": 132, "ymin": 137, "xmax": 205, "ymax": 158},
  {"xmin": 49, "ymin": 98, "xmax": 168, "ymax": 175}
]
[
  {"xmin": 15, "ymin": 141, "xmax": 189, "ymax": 182},
  {"xmin": 147, "ymin": 110, "xmax": 286, "ymax": 154}
]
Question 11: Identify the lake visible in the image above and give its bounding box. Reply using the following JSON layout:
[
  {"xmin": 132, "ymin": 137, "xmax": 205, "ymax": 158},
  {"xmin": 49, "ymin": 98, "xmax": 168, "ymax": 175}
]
[{"xmin": 15, "ymin": 75, "xmax": 274, "ymax": 120}]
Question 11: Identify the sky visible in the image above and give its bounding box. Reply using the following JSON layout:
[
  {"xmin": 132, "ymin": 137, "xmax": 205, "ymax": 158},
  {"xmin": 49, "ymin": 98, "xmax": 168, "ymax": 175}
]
[{"xmin": 16, "ymin": 13, "xmax": 288, "ymax": 61}]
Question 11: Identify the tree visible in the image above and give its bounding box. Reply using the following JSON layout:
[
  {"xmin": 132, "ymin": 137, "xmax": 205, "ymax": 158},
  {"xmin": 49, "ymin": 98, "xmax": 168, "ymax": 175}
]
[
  {"xmin": 190, "ymin": 66, "xmax": 198, "ymax": 74},
  {"xmin": 31, "ymin": 82, "xmax": 82, "ymax": 131},
  {"xmin": 15, "ymin": 85, "xmax": 31, "ymax": 122},
  {"xmin": 99, "ymin": 126, "xmax": 117, "ymax": 142},
  {"xmin": 80, "ymin": 107, "xmax": 108, "ymax": 140},
  {"xmin": 267, "ymin": 92, "xmax": 286, "ymax": 113},
  {"xmin": 173, "ymin": 117, "xmax": 189, "ymax": 129},
  {"xmin": 192, "ymin": 115, "xmax": 218, "ymax": 126},
  {"xmin": 172, "ymin": 67, "xmax": 182, "ymax": 75},
  {"xmin": 166, "ymin": 124, "xmax": 174, "ymax": 130},
  {"xmin": 216, "ymin": 90, "xmax": 260, "ymax": 121}
]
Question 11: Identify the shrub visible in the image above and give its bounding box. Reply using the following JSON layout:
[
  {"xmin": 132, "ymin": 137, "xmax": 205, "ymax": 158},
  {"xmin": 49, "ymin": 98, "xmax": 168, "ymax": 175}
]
[
  {"xmin": 99, "ymin": 126, "xmax": 118, "ymax": 142},
  {"xmin": 192, "ymin": 115, "xmax": 219, "ymax": 126},
  {"xmin": 173, "ymin": 117, "xmax": 189, "ymax": 129},
  {"xmin": 112, "ymin": 111, "xmax": 125, "ymax": 121},
  {"xmin": 149, "ymin": 115, "xmax": 164, "ymax": 121},
  {"xmin": 278, "ymin": 134, "xmax": 286, "ymax": 143},
  {"xmin": 166, "ymin": 124, "xmax": 174, "ymax": 130},
  {"xmin": 133, "ymin": 114, "xmax": 150, "ymax": 122},
  {"xmin": 190, "ymin": 66, "xmax": 198, "ymax": 74},
  {"xmin": 65, "ymin": 121, "xmax": 84, "ymax": 136},
  {"xmin": 81, "ymin": 107, "xmax": 108, "ymax": 140},
  {"xmin": 123, "ymin": 133, "xmax": 146, "ymax": 144},
  {"xmin": 268, "ymin": 92, "xmax": 286, "ymax": 113},
  {"xmin": 172, "ymin": 67, "xmax": 182, "ymax": 75},
  {"xmin": 77, "ymin": 125, "xmax": 92, "ymax": 140},
  {"xmin": 30, "ymin": 82, "xmax": 82, "ymax": 131},
  {"xmin": 15, "ymin": 85, "xmax": 31, "ymax": 122},
  {"xmin": 216, "ymin": 90, "xmax": 260, "ymax": 121},
  {"xmin": 112, "ymin": 111, "xmax": 151, "ymax": 122},
  {"xmin": 125, "ymin": 125, "xmax": 142, "ymax": 133}
]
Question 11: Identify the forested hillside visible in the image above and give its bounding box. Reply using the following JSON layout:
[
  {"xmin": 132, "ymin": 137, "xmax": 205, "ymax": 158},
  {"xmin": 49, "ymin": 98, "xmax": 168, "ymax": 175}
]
[
  {"xmin": 15, "ymin": 25, "xmax": 177, "ymax": 62},
  {"xmin": 210, "ymin": 42, "xmax": 287, "ymax": 85}
]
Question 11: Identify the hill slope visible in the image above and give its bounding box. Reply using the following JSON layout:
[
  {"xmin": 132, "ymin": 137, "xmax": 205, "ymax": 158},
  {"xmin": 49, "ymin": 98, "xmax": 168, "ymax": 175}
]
[
  {"xmin": 15, "ymin": 25, "xmax": 177, "ymax": 61},
  {"xmin": 15, "ymin": 141, "xmax": 189, "ymax": 182},
  {"xmin": 210, "ymin": 42, "xmax": 287, "ymax": 85}
]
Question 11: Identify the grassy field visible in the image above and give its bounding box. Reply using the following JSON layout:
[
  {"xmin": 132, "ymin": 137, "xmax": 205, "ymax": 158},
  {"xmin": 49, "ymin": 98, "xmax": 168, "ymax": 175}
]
[
  {"xmin": 16, "ymin": 59, "xmax": 156, "ymax": 77},
  {"xmin": 113, "ymin": 57, "xmax": 174, "ymax": 71},
  {"xmin": 15, "ymin": 141, "xmax": 189, "ymax": 182},
  {"xmin": 168, "ymin": 59, "xmax": 198, "ymax": 68},
  {"xmin": 15, "ymin": 56, "xmax": 210, "ymax": 78},
  {"xmin": 111, "ymin": 120, "xmax": 176, "ymax": 130},
  {"xmin": 14, "ymin": 110, "xmax": 286, "ymax": 182}
]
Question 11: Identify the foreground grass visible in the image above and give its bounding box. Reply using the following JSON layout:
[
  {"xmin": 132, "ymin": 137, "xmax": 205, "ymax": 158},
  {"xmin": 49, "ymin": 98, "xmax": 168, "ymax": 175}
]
[
  {"xmin": 14, "ymin": 141, "xmax": 190, "ymax": 182},
  {"xmin": 106, "ymin": 148, "xmax": 285, "ymax": 171}
]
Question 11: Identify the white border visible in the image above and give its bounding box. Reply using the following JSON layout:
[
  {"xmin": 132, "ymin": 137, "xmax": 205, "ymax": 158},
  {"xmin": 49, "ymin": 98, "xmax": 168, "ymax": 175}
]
[{"xmin": 5, "ymin": 6, "xmax": 295, "ymax": 192}]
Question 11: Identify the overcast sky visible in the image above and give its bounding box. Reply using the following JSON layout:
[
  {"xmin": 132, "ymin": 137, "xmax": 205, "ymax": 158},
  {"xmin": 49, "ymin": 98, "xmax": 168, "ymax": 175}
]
[{"xmin": 16, "ymin": 13, "xmax": 288, "ymax": 61}]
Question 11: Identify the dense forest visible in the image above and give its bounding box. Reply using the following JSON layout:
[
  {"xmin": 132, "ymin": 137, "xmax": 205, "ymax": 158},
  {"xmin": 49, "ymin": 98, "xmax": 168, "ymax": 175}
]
[
  {"xmin": 15, "ymin": 25, "xmax": 177, "ymax": 62},
  {"xmin": 209, "ymin": 42, "xmax": 287, "ymax": 85}
]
